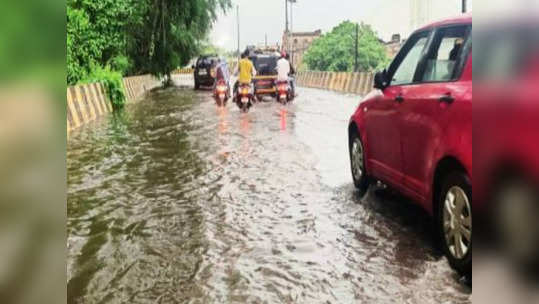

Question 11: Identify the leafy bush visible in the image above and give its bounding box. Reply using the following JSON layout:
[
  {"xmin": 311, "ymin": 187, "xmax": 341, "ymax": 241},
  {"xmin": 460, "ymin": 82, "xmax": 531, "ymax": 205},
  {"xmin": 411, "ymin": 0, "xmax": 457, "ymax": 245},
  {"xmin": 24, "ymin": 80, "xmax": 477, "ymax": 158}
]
[
  {"xmin": 79, "ymin": 65, "xmax": 126, "ymax": 110},
  {"xmin": 110, "ymin": 55, "xmax": 131, "ymax": 76}
]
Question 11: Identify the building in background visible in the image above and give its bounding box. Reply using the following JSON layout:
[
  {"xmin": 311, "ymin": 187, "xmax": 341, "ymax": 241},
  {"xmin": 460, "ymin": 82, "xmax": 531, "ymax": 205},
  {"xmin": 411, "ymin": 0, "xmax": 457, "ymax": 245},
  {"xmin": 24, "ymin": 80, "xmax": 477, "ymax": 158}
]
[
  {"xmin": 383, "ymin": 34, "xmax": 404, "ymax": 59},
  {"xmin": 281, "ymin": 30, "xmax": 322, "ymax": 69}
]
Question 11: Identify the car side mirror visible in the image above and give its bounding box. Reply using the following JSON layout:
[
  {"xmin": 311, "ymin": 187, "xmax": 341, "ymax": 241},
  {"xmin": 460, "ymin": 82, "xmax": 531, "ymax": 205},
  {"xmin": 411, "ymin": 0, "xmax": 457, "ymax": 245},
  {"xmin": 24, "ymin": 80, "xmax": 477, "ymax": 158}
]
[
  {"xmin": 374, "ymin": 70, "xmax": 389, "ymax": 90},
  {"xmin": 191, "ymin": 64, "xmax": 195, "ymax": 69}
]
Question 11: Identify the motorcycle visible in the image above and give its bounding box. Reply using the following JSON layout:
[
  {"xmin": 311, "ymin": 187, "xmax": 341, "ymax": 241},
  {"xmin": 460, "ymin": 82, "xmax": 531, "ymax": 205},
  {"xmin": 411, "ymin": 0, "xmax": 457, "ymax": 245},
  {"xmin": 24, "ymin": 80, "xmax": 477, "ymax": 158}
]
[
  {"xmin": 275, "ymin": 80, "xmax": 291, "ymax": 104},
  {"xmin": 213, "ymin": 79, "xmax": 229, "ymax": 107},
  {"xmin": 235, "ymin": 83, "xmax": 254, "ymax": 113}
]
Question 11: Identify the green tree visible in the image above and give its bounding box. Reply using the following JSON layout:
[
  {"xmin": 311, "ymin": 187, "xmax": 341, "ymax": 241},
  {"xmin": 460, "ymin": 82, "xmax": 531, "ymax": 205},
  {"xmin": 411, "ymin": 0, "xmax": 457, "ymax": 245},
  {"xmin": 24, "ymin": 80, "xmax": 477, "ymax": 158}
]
[
  {"xmin": 67, "ymin": 0, "xmax": 145, "ymax": 84},
  {"xmin": 303, "ymin": 21, "xmax": 390, "ymax": 72},
  {"xmin": 128, "ymin": 0, "xmax": 231, "ymax": 85},
  {"xmin": 67, "ymin": 0, "xmax": 231, "ymax": 86}
]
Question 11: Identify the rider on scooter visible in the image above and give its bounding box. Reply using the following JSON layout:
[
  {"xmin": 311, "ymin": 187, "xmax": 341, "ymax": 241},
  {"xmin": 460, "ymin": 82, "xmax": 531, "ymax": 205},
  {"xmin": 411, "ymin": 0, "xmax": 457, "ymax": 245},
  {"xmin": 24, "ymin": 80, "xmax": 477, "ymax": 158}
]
[
  {"xmin": 213, "ymin": 58, "xmax": 230, "ymax": 92},
  {"xmin": 276, "ymin": 52, "xmax": 295, "ymax": 97},
  {"xmin": 285, "ymin": 53, "xmax": 296, "ymax": 97},
  {"xmin": 233, "ymin": 51, "xmax": 257, "ymax": 97}
]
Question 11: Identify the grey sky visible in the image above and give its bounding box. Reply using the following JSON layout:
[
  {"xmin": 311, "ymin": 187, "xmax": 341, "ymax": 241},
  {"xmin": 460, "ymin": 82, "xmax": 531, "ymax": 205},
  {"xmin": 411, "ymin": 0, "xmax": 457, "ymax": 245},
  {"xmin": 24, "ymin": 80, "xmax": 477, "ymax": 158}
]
[{"xmin": 210, "ymin": 0, "xmax": 469, "ymax": 51}]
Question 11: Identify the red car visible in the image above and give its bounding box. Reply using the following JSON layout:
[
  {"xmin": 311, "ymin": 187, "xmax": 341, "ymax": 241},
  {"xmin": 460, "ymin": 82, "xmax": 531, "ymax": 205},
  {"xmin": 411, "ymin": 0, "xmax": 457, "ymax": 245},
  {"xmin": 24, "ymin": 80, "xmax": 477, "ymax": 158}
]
[{"xmin": 348, "ymin": 14, "xmax": 472, "ymax": 275}]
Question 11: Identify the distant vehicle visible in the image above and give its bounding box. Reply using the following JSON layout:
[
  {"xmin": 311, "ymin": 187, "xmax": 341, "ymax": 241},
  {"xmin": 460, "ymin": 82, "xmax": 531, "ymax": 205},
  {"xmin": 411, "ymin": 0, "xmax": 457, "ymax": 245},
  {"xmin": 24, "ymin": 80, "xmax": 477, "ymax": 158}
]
[
  {"xmin": 250, "ymin": 54, "xmax": 278, "ymax": 101},
  {"xmin": 193, "ymin": 55, "xmax": 223, "ymax": 90},
  {"xmin": 348, "ymin": 14, "xmax": 472, "ymax": 275}
]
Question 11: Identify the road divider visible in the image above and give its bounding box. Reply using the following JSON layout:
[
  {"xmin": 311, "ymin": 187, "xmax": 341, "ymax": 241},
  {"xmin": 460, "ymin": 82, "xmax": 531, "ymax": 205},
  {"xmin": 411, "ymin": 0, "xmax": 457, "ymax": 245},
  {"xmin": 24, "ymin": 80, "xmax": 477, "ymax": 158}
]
[
  {"xmin": 67, "ymin": 74, "xmax": 160, "ymax": 134},
  {"xmin": 297, "ymin": 70, "xmax": 374, "ymax": 96}
]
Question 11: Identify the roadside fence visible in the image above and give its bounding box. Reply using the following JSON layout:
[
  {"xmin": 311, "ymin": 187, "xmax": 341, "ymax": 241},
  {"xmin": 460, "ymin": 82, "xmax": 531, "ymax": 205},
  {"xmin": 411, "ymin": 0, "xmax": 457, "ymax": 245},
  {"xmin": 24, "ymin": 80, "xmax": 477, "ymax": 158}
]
[
  {"xmin": 67, "ymin": 74, "xmax": 160, "ymax": 134},
  {"xmin": 296, "ymin": 71, "xmax": 374, "ymax": 96}
]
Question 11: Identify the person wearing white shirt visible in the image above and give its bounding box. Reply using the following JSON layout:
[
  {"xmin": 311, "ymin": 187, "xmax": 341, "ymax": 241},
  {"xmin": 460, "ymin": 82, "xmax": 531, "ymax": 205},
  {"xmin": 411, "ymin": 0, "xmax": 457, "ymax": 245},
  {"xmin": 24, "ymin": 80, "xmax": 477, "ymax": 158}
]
[{"xmin": 276, "ymin": 53, "xmax": 291, "ymax": 82}]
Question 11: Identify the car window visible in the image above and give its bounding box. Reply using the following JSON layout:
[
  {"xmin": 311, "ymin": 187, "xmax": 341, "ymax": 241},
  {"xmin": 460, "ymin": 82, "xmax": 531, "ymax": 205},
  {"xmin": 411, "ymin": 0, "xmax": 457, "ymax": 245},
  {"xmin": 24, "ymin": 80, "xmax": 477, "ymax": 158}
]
[
  {"xmin": 421, "ymin": 25, "xmax": 469, "ymax": 82},
  {"xmin": 391, "ymin": 33, "xmax": 429, "ymax": 86},
  {"xmin": 197, "ymin": 57, "xmax": 218, "ymax": 67},
  {"xmin": 253, "ymin": 56, "xmax": 278, "ymax": 75}
]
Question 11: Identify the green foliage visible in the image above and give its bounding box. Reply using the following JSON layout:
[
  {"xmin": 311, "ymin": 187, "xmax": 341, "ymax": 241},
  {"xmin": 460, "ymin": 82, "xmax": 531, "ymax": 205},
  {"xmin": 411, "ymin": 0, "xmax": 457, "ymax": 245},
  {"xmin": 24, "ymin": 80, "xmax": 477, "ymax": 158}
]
[
  {"xmin": 304, "ymin": 21, "xmax": 389, "ymax": 72},
  {"xmin": 110, "ymin": 55, "xmax": 131, "ymax": 75},
  {"xmin": 67, "ymin": 0, "xmax": 232, "ymax": 88},
  {"xmin": 79, "ymin": 65, "xmax": 126, "ymax": 110},
  {"xmin": 129, "ymin": 0, "xmax": 232, "ymax": 84}
]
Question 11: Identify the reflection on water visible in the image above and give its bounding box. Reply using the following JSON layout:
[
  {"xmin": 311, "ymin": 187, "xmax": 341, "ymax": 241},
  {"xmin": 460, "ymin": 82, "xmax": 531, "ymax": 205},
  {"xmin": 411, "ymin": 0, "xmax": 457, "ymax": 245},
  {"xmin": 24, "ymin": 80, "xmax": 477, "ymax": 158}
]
[{"xmin": 67, "ymin": 86, "xmax": 471, "ymax": 303}]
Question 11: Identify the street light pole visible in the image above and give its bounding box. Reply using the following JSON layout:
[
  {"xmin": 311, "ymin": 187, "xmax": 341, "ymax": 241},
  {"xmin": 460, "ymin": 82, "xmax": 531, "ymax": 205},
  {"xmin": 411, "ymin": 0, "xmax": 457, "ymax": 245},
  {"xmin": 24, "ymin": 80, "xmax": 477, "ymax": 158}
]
[
  {"xmin": 285, "ymin": 0, "xmax": 289, "ymax": 33},
  {"xmin": 462, "ymin": 0, "xmax": 467, "ymax": 13},
  {"xmin": 236, "ymin": 5, "xmax": 240, "ymax": 58},
  {"xmin": 287, "ymin": 0, "xmax": 297, "ymax": 64},
  {"xmin": 290, "ymin": 0, "xmax": 294, "ymax": 64}
]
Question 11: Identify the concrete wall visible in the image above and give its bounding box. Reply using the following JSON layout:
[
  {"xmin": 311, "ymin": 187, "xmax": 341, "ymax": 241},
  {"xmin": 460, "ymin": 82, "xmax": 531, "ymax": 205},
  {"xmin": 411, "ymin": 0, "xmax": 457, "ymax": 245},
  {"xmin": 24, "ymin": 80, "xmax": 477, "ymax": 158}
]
[
  {"xmin": 296, "ymin": 71, "xmax": 374, "ymax": 96},
  {"xmin": 67, "ymin": 74, "xmax": 160, "ymax": 133}
]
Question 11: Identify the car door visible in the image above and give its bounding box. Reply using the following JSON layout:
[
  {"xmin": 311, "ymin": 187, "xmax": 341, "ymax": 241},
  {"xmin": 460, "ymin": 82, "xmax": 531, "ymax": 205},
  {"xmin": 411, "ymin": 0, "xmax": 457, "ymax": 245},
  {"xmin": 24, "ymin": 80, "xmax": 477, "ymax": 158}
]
[
  {"xmin": 364, "ymin": 31, "xmax": 430, "ymax": 186},
  {"xmin": 398, "ymin": 24, "xmax": 472, "ymax": 203}
]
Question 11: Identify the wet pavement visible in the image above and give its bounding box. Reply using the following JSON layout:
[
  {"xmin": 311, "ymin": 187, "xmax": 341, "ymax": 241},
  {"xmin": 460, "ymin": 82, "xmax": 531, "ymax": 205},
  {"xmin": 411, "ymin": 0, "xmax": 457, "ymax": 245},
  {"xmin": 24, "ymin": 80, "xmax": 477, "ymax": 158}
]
[{"xmin": 67, "ymin": 77, "xmax": 471, "ymax": 303}]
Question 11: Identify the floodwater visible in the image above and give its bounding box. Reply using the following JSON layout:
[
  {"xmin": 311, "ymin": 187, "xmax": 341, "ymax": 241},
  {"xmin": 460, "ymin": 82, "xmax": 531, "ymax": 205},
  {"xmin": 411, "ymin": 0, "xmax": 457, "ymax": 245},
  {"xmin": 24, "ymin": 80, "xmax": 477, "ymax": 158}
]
[{"xmin": 67, "ymin": 77, "xmax": 471, "ymax": 303}]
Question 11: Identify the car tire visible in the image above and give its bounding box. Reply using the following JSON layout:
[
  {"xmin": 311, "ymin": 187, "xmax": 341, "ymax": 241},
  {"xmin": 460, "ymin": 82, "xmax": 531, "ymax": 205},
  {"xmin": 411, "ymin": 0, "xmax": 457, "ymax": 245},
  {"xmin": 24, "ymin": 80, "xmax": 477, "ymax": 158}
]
[
  {"xmin": 436, "ymin": 171, "xmax": 472, "ymax": 276},
  {"xmin": 348, "ymin": 129, "xmax": 369, "ymax": 193},
  {"xmin": 194, "ymin": 81, "xmax": 200, "ymax": 90}
]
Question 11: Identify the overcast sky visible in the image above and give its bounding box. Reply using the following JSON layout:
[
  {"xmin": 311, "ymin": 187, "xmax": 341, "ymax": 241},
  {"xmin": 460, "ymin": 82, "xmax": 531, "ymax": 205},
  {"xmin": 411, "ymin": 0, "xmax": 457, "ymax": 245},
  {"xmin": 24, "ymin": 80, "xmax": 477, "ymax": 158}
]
[{"xmin": 210, "ymin": 0, "xmax": 469, "ymax": 51}]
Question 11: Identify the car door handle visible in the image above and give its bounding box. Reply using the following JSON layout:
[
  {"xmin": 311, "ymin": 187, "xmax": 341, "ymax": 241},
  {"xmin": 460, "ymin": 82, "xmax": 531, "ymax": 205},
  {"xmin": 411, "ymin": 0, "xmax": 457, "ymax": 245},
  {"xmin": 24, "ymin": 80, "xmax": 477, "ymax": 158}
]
[
  {"xmin": 394, "ymin": 95, "xmax": 404, "ymax": 103},
  {"xmin": 439, "ymin": 94, "xmax": 455, "ymax": 103}
]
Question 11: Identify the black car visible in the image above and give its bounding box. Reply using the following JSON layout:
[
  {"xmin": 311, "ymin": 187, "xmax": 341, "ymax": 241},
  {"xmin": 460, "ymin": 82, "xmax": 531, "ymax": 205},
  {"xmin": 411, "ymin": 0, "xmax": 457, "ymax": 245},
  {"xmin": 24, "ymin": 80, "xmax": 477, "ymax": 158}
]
[{"xmin": 193, "ymin": 55, "xmax": 219, "ymax": 90}]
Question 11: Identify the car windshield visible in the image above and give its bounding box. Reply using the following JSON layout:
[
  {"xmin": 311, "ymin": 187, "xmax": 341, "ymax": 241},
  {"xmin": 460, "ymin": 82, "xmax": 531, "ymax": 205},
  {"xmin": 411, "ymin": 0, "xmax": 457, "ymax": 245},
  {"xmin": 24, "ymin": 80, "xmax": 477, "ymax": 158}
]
[
  {"xmin": 252, "ymin": 55, "xmax": 278, "ymax": 75},
  {"xmin": 198, "ymin": 57, "xmax": 218, "ymax": 68}
]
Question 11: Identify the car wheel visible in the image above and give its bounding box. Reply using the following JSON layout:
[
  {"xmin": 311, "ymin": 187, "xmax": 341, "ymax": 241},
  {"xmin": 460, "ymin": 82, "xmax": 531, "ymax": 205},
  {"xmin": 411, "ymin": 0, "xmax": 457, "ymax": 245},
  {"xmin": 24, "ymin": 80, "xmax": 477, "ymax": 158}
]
[
  {"xmin": 349, "ymin": 130, "xmax": 369, "ymax": 193},
  {"xmin": 437, "ymin": 171, "xmax": 472, "ymax": 276}
]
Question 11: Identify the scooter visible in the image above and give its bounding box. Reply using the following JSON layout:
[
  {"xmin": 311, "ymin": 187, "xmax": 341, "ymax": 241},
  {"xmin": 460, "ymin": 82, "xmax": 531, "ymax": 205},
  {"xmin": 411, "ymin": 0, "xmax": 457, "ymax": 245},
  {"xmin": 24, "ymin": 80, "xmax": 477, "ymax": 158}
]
[
  {"xmin": 213, "ymin": 79, "xmax": 229, "ymax": 107},
  {"xmin": 275, "ymin": 80, "xmax": 292, "ymax": 104},
  {"xmin": 235, "ymin": 83, "xmax": 254, "ymax": 113}
]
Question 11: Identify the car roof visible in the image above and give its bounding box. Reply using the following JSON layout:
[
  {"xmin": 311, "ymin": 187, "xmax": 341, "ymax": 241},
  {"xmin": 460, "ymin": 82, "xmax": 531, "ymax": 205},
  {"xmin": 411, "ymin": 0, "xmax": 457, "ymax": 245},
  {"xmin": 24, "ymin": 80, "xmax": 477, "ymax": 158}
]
[{"xmin": 417, "ymin": 13, "xmax": 472, "ymax": 31}]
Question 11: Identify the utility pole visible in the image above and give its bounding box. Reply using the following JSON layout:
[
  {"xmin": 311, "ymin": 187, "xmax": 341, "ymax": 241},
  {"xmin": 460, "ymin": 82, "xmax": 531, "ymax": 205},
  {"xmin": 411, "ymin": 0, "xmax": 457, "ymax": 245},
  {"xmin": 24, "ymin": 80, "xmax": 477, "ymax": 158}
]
[
  {"xmin": 285, "ymin": 0, "xmax": 289, "ymax": 32},
  {"xmin": 290, "ymin": 0, "xmax": 294, "ymax": 65},
  {"xmin": 236, "ymin": 5, "xmax": 240, "ymax": 58},
  {"xmin": 284, "ymin": 0, "xmax": 289, "ymax": 54},
  {"xmin": 287, "ymin": 0, "xmax": 297, "ymax": 64},
  {"xmin": 462, "ymin": 0, "xmax": 467, "ymax": 13},
  {"xmin": 265, "ymin": 34, "xmax": 267, "ymax": 48},
  {"xmin": 354, "ymin": 23, "xmax": 359, "ymax": 72}
]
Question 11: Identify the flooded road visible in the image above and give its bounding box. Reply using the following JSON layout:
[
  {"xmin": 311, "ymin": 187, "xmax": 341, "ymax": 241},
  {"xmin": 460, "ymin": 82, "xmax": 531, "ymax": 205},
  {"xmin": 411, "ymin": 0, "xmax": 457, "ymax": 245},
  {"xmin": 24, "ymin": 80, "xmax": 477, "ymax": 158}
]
[{"xmin": 67, "ymin": 78, "xmax": 471, "ymax": 303}]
